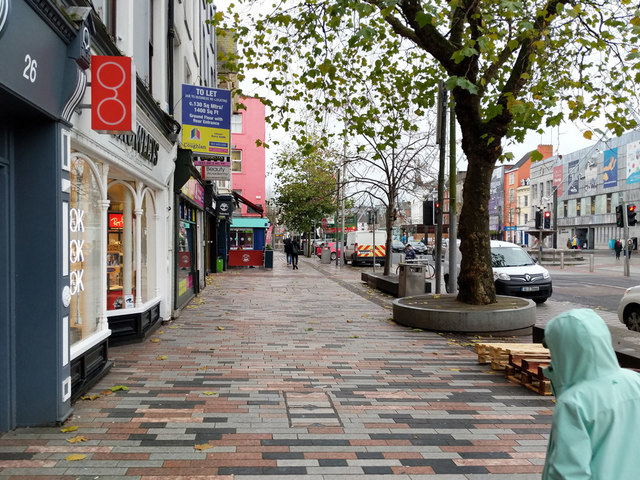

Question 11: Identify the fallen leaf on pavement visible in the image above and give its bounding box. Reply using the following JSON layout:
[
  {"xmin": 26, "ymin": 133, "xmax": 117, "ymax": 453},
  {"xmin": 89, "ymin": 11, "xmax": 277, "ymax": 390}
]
[
  {"xmin": 66, "ymin": 435, "xmax": 88, "ymax": 443},
  {"xmin": 110, "ymin": 385, "xmax": 129, "ymax": 392},
  {"xmin": 60, "ymin": 426, "xmax": 78, "ymax": 433},
  {"xmin": 194, "ymin": 443, "xmax": 213, "ymax": 451},
  {"xmin": 65, "ymin": 454, "xmax": 87, "ymax": 461}
]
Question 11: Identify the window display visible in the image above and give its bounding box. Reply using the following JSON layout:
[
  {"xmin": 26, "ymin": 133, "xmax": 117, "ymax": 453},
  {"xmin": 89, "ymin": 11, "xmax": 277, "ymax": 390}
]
[
  {"xmin": 177, "ymin": 200, "xmax": 196, "ymax": 305},
  {"xmin": 107, "ymin": 183, "xmax": 135, "ymax": 310},
  {"xmin": 69, "ymin": 156, "xmax": 102, "ymax": 345}
]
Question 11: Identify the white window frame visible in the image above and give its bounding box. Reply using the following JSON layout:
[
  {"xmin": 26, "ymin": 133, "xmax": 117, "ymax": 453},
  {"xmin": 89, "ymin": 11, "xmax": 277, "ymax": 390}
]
[
  {"xmin": 231, "ymin": 149, "xmax": 242, "ymax": 172},
  {"xmin": 231, "ymin": 114, "xmax": 243, "ymax": 134}
]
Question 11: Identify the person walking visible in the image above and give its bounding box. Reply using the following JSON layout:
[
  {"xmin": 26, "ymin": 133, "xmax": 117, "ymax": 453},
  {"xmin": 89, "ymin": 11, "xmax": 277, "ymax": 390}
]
[
  {"xmin": 615, "ymin": 239, "xmax": 622, "ymax": 260},
  {"xmin": 284, "ymin": 237, "xmax": 293, "ymax": 266},
  {"xmin": 628, "ymin": 238, "xmax": 634, "ymax": 259},
  {"xmin": 291, "ymin": 238, "xmax": 300, "ymax": 270},
  {"xmin": 542, "ymin": 309, "xmax": 640, "ymax": 480}
]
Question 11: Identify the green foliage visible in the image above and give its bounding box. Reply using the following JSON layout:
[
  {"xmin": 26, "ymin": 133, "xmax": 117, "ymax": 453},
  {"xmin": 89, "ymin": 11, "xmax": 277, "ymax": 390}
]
[{"xmin": 273, "ymin": 136, "xmax": 338, "ymax": 233}]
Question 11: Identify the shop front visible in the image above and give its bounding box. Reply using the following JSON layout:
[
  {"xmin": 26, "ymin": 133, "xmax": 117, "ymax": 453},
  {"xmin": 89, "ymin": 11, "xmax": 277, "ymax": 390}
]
[
  {"xmin": 228, "ymin": 217, "xmax": 270, "ymax": 266},
  {"xmin": 175, "ymin": 177, "xmax": 206, "ymax": 310},
  {"xmin": 0, "ymin": 1, "xmax": 94, "ymax": 430}
]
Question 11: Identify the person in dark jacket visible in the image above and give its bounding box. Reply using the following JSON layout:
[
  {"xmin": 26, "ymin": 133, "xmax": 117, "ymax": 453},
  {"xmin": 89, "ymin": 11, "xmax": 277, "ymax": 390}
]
[
  {"xmin": 291, "ymin": 238, "xmax": 300, "ymax": 270},
  {"xmin": 404, "ymin": 244, "xmax": 417, "ymax": 260},
  {"xmin": 284, "ymin": 237, "xmax": 293, "ymax": 265}
]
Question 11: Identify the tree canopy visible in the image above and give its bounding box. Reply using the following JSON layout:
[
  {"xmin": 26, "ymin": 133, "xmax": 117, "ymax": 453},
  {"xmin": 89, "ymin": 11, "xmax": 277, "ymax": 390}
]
[{"xmin": 216, "ymin": 0, "xmax": 640, "ymax": 303}]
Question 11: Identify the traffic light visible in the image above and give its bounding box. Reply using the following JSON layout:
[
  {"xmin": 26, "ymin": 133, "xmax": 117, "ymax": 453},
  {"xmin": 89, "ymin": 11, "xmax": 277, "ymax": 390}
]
[
  {"xmin": 368, "ymin": 210, "xmax": 378, "ymax": 225},
  {"xmin": 616, "ymin": 205, "xmax": 625, "ymax": 228},
  {"xmin": 435, "ymin": 201, "xmax": 440, "ymax": 217},
  {"xmin": 423, "ymin": 200, "xmax": 434, "ymax": 225},
  {"xmin": 628, "ymin": 204, "xmax": 637, "ymax": 227},
  {"xmin": 544, "ymin": 211, "xmax": 551, "ymax": 229},
  {"xmin": 535, "ymin": 210, "xmax": 542, "ymax": 229}
]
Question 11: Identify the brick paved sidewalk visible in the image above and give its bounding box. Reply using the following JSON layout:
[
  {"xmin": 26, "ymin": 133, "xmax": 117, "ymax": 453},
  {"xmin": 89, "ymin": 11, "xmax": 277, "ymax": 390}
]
[{"xmin": 0, "ymin": 252, "xmax": 552, "ymax": 479}]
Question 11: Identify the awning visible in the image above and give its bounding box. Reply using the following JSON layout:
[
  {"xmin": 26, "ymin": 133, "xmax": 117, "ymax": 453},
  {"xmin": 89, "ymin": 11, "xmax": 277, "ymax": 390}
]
[
  {"xmin": 232, "ymin": 191, "xmax": 264, "ymax": 216},
  {"xmin": 230, "ymin": 218, "xmax": 270, "ymax": 229}
]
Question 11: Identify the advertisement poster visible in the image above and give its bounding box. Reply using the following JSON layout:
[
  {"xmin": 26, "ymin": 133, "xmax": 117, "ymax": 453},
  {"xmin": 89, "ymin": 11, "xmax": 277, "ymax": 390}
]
[
  {"xmin": 583, "ymin": 155, "xmax": 598, "ymax": 193},
  {"xmin": 626, "ymin": 141, "xmax": 640, "ymax": 184},
  {"xmin": 567, "ymin": 160, "xmax": 580, "ymax": 195},
  {"xmin": 603, "ymin": 147, "xmax": 618, "ymax": 188},
  {"xmin": 181, "ymin": 85, "xmax": 231, "ymax": 156},
  {"xmin": 553, "ymin": 165, "xmax": 563, "ymax": 197}
]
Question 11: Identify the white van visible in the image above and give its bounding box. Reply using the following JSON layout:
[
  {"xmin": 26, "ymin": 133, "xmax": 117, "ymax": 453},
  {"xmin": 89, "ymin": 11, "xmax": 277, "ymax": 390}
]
[
  {"xmin": 344, "ymin": 230, "xmax": 388, "ymax": 266},
  {"xmin": 443, "ymin": 239, "xmax": 552, "ymax": 303}
]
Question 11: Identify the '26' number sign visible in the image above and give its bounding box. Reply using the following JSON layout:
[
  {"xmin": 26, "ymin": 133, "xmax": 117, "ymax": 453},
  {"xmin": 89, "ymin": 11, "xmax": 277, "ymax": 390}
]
[{"xmin": 91, "ymin": 56, "xmax": 136, "ymax": 134}]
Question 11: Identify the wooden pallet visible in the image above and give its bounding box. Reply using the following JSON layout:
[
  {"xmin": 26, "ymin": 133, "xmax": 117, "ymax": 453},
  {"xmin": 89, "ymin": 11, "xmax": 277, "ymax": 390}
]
[
  {"xmin": 475, "ymin": 343, "xmax": 549, "ymax": 371},
  {"xmin": 506, "ymin": 353, "xmax": 552, "ymax": 395}
]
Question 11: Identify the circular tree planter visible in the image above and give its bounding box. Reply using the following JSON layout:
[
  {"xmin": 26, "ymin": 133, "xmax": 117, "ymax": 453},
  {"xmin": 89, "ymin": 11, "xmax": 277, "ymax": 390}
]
[{"xmin": 393, "ymin": 294, "xmax": 536, "ymax": 334}]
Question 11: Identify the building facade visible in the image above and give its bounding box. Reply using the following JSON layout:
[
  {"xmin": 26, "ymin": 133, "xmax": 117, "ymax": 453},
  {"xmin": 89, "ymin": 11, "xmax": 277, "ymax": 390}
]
[{"xmin": 1, "ymin": 0, "xmax": 222, "ymax": 431}]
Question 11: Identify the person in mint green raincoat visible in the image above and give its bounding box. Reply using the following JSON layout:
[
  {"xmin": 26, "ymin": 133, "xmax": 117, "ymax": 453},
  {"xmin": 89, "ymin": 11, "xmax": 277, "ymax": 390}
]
[{"xmin": 542, "ymin": 308, "xmax": 640, "ymax": 479}]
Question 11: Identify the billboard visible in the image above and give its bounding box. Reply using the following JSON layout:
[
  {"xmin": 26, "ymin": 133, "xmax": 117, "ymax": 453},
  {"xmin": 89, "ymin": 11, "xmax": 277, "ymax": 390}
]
[
  {"xmin": 603, "ymin": 147, "xmax": 618, "ymax": 188},
  {"xmin": 181, "ymin": 85, "xmax": 231, "ymax": 156}
]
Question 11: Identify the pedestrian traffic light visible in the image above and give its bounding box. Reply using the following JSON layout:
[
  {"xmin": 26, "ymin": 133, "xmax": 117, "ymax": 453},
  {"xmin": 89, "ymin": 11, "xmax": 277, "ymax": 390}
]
[
  {"xmin": 616, "ymin": 205, "xmax": 625, "ymax": 228},
  {"xmin": 423, "ymin": 200, "xmax": 434, "ymax": 225},
  {"xmin": 535, "ymin": 210, "xmax": 542, "ymax": 229},
  {"xmin": 544, "ymin": 211, "xmax": 551, "ymax": 229},
  {"xmin": 628, "ymin": 204, "xmax": 637, "ymax": 227}
]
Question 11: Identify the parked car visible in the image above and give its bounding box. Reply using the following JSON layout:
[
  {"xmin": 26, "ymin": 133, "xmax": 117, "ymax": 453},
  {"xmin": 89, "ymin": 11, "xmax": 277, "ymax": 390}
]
[
  {"xmin": 443, "ymin": 239, "xmax": 553, "ymax": 303},
  {"xmin": 391, "ymin": 240, "xmax": 406, "ymax": 252},
  {"xmin": 315, "ymin": 241, "xmax": 342, "ymax": 261},
  {"xmin": 618, "ymin": 285, "xmax": 640, "ymax": 331},
  {"xmin": 408, "ymin": 241, "xmax": 428, "ymax": 254}
]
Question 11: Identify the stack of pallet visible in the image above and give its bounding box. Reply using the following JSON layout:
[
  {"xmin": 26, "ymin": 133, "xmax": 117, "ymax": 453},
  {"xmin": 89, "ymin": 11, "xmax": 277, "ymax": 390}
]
[{"xmin": 475, "ymin": 342, "xmax": 552, "ymax": 395}]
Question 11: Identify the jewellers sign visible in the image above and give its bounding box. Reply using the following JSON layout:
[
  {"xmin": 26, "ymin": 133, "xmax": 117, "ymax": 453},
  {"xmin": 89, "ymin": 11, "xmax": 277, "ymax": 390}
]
[{"xmin": 91, "ymin": 55, "xmax": 136, "ymax": 134}]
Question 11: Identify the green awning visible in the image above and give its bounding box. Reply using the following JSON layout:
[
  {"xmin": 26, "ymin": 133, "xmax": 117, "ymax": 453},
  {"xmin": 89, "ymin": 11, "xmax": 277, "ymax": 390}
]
[{"xmin": 230, "ymin": 218, "xmax": 269, "ymax": 229}]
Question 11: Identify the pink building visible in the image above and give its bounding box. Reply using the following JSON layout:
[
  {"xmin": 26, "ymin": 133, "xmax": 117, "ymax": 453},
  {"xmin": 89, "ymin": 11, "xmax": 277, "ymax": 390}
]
[
  {"xmin": 231, "ymin": 96, "xmax": 266, "ymax": 217},
  {"xmin": 227, "ymin": 96, "xmax": 269, "ymax": 264}
]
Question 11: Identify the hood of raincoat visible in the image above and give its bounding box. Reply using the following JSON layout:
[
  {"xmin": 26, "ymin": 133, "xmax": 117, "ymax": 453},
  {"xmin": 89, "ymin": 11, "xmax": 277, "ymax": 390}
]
[{"xmin": 542, "ymin": 308, "xmax": 620, "ymax": 397}]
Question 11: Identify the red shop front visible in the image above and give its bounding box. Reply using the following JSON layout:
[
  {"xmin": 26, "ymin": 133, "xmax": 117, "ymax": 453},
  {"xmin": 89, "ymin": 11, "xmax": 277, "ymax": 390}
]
[{"xmin": 228, "ymin": 249, "xmax": 264, "ymax": 266}]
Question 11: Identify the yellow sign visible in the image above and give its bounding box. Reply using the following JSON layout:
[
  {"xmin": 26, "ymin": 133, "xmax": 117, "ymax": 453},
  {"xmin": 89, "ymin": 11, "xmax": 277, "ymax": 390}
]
[{"xmin": 182, "ymin": 125, "xmax": 230, "ymax": 156}]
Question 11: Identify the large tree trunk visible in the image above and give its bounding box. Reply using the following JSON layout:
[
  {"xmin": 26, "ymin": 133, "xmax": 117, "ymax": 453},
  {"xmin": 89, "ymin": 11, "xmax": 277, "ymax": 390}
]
[
  {"xmin": 454, "ymin": 92, "xmax": 505, "ymax": 305},
  {"xmin": 456, "ymin": 151, "xmax": 497, "ymax": 304}
]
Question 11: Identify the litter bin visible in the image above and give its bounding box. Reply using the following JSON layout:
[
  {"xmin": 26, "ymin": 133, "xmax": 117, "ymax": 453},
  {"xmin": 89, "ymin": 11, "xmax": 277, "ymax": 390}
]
[
  {"xmin": 398, "ymin": 263, "xmax": 425, "ymax": 297},
  {"xmin": 216, "ymin": 257, "xmax": 224, "ymax": 272},
  {"xmin": 321, "ymin": 246, "xmax": 332, "ymax": 264},
  {"xmin": 264, "ymin": 249, "xmax": 273, "ymax": 269}
]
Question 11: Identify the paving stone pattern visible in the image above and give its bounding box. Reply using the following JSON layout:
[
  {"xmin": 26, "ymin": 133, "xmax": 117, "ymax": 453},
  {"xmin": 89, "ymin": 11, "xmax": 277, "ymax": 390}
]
[{"xmin": 0, "ymin": 252, "xmax": 554, "ymax": 479}]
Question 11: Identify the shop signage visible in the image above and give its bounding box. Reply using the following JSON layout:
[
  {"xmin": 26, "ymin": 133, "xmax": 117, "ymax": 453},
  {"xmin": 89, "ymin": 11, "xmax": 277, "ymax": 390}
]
[
  {"xmin": 203, "ymin": 165, "xmax": 231, "ymax": 181},
  {"xmin": 91, "ymin": 55, "xmax": 136, "ymax": 134},
  {"xmin": 0, "ymin": 0, "xmax": 70, "ymax": 118},
  {"xmin": 181, "ymin": 177, "xmax": 205, "ymax": 208},
  {"xmin": 69, "ymin": 208, "xmax": 86, "ymax": 296},
  {"xmin": 115, "ymin": 123, "xmax": 159, "ymax": 165},
  {"xmin": 181, "ymin": 85, "xmax": 231, "ymax": 156},
  {"xmin": 108, "ymin": 213, "xmax": 123, "ymax": 228},
  {"xmin": 194, "ymin": 154, "xmax": 230, "ymax": 167}
]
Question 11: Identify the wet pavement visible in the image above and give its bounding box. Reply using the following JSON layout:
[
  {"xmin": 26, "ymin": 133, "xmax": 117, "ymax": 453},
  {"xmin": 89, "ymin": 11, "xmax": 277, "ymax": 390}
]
[{"xmin": 1, "ymin": 250, "xmax": 634, "ymax": 479}]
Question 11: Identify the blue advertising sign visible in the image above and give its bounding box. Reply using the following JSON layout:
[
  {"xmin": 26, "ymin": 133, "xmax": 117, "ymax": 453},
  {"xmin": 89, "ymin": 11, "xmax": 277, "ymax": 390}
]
[
  {"xmin": 603, "ymin": 147, "xmax": 618, "ymax": 188},
  {"xmin": 181, "ymin": 85, "xmax": 231, "ymax": 156}
]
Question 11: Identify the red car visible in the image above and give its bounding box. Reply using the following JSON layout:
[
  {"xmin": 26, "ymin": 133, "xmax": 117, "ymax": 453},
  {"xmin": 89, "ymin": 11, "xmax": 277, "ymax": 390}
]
[{"xmin": 315, "ymin": 242, "xmax": 342, "ymax": 261}]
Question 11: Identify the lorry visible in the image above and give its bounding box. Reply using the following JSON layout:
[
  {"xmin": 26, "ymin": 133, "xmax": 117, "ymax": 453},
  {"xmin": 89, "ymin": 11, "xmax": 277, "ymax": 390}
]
[{"xmin": 343, "ymin": 230, "xmax": 387, "ymax": 266}]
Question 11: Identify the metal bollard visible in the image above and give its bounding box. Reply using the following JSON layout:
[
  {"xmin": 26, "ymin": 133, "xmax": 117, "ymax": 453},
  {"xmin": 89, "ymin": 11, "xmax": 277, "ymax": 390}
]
[
  {"xmin": 589, "ymin": 253, "xmax": 594, "ymax": 272},
  {"xmin": 560, "ymin": 251, "xmax": 564, "ymax": 269}
]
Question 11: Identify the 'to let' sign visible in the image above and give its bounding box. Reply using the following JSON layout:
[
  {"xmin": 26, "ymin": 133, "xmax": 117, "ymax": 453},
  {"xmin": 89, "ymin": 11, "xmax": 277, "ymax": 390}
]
[{"xmin": 91, "ymin": 56, "xmax": 136, "ymax": 134}]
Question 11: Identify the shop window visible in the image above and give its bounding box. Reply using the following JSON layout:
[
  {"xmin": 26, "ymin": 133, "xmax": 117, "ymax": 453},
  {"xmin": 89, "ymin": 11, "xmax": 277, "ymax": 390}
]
[
  {"xmin": 141, "ymin": 192, "xmax": 156, "ymax": 303},
  {"xmin": 230, "ymin": 229, "xmax": 254, "ymax": 250},
  {"xmin": 69, "ymin": 156, "xmax": 103, "ymax": 346},
  {"xmin": 107, "ymin": 183, "xmax": 136, "ymax": 311},
  {"xmin": 177, "ymin": 200, "xmax": 196, "ymax": 306}
]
